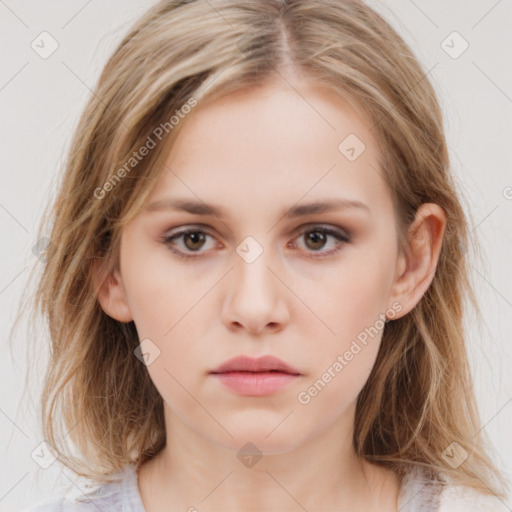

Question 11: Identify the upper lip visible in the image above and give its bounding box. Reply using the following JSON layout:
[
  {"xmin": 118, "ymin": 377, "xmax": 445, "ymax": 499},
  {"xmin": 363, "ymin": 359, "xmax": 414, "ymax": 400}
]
[{"xmin": 210, "ymin": 355, "xmax": 301, "ymax": 375}]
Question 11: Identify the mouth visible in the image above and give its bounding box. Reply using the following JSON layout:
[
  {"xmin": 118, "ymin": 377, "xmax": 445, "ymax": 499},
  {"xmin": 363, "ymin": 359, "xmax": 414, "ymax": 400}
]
[
  {"xmin": 210, "ymin": 371, "xmax": 300, "ymax": 396},
  {"xmin": 209, "ymin": 355, "xmax": 301, "ymax": 396},
  {"xmin": 210, "ymin": 354, "xmax": 301, "ymax": 375},
  {"xmin": 211, "ymin": 369, "xmax": 298, "ymax": 374}
]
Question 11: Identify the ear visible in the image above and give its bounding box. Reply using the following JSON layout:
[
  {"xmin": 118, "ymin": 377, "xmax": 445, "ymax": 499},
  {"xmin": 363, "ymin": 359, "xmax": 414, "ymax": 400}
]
[
  {"xmin": 387, "ymin": 203, "xmax": 447, "ymax": 319},
  {"xmin": 92, "ymin": 260, "xmax": 134, "ymax": 323}
]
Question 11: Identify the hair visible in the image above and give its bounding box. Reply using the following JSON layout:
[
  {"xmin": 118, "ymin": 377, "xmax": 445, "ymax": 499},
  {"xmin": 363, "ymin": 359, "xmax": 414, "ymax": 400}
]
[{"xmin": 12, "ymin": 0, "xmax": 508, "ymax": 500}]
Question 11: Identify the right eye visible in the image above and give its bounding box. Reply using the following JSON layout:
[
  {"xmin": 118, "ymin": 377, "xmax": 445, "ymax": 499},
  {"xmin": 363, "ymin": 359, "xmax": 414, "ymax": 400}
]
[{"xmin": 161, "ymin": 227, "xmax": 219, "ymax": 259}]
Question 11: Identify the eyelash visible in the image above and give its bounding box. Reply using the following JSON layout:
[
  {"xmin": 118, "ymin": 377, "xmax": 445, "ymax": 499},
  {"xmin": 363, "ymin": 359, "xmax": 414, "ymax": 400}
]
[{"xmin": 161, "ymin": 225, "xmax": 351, "ymax": 260}]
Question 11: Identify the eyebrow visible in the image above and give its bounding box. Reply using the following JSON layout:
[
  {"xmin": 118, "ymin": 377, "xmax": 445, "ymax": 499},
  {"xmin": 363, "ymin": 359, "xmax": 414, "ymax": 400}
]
[{"xmin": 144, "ymin": 197, "xmax": 371, "ymax": 219}]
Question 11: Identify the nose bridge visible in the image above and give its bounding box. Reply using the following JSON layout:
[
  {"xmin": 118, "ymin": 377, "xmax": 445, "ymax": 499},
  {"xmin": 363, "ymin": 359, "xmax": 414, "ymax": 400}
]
[
  {"xmin": 221, "ymin": 234, "xmax": 289, "ymax": 332},
  {"xmin": 233, "ymin": 234, "xmax": 278, "ymax": 300}
]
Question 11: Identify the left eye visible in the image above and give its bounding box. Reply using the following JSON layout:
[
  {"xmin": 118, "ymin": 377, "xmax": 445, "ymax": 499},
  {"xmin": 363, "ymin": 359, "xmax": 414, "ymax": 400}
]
[
  {"xmin": 290, "ymin": 226, "xmax": 350, "ymax": 257},
  {"xmin": 162, "ymin": 225, "xmax": 350, "ymax": 259}
]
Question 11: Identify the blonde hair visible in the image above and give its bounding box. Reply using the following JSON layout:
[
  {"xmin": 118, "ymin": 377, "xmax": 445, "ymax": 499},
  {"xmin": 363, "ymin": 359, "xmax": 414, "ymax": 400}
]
[{"xmin": 13, "ymin": 0, "xmax": 508, "ymax": 499}]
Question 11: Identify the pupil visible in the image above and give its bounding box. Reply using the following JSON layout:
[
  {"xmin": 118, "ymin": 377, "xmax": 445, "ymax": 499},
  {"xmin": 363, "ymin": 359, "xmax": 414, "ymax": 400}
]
[
  {"xmin": 307, "ymin": 231, "xmax": 326, "ymax": 250},
  {"xmin": 183, "ymin": 231, "xmax": 327, "ymax": 252},
  {"xmin": 185, "ymin": 232, "xmax": 205, "ymax": 250}
]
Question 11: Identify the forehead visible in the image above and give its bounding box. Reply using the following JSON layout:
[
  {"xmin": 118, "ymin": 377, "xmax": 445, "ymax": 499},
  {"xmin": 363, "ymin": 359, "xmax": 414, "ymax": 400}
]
[{"xmin": 146, "ymin": 81, "xmax": 392, "ymax": 220}]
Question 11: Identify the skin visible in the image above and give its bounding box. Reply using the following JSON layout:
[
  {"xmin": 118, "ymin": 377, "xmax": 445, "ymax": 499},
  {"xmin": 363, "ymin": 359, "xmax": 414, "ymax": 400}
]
[{"xmin": 95, "ymin": 73, "xmax": 446, "ymax": 511}]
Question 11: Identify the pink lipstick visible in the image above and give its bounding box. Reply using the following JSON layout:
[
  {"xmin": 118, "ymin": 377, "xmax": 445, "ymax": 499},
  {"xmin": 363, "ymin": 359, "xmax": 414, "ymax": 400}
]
[{"xmin": 210, "ymin": 355, "xmax": 301, "ymax": 396}]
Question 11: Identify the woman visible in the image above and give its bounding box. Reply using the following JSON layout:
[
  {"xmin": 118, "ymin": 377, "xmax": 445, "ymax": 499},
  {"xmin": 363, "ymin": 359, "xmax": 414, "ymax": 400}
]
[{"xmin": 18, "ymin": 0, "xmax": 508, "ymax": 510}]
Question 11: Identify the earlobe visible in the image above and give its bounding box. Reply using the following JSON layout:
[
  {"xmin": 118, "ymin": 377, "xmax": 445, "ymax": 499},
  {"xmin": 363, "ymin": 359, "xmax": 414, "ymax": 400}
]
[
  {"xmin": 388, "ymin": 203, "xmax": 446, "ymax": 319},
  {"xmin": 94, "ymin": 265, "xmax": 134, "ymax": 323}
]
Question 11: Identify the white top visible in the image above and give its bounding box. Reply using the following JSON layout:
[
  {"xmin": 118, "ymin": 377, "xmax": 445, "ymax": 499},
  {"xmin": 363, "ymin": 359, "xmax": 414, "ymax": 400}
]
[{"xmin": 19, "ymin": 463, "xmax": 508, "ymax": 511}]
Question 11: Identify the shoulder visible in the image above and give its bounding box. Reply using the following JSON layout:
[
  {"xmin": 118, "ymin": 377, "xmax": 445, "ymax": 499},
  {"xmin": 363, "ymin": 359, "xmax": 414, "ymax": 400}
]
[
  {"xmin": 17, "ymin": 500, "xmax": 93, "ymax": 512},
  {"xmin": 17, "ymin": 504, "xmax": 60, "ymax": 512},
  {"xmin": 18, "ymin": 463, "xmax": 144, "ymax": 512},
  {"xmin": 398, "ymin": 464, "xmax": 508, "ymax": 512},
  {"xmin": 438, "ymin": 483, "xmax": 508, "ymax": 512},
  {"xmin": 17, "ymin": 494, "xmax": 118, "ymax": 512}
]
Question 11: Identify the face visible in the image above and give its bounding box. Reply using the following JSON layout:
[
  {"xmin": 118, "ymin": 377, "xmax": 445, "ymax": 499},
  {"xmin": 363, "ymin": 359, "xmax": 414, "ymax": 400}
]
[{"xmin": 104, "ymin": 79, "xmax": 408, "ymax": 455}]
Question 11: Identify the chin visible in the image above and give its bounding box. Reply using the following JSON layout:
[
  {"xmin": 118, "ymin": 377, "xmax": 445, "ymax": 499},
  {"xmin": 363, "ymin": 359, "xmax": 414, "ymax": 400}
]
[{"xmin": 207, "ymin": 425, "xmax": 306, "ymax": 458}]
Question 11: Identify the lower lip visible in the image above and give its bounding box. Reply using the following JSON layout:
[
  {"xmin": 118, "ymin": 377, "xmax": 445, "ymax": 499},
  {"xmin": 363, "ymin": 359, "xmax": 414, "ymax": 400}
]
[{"xmin": 211, "ymin": 371, "xmax": 300, "ymax": 396}]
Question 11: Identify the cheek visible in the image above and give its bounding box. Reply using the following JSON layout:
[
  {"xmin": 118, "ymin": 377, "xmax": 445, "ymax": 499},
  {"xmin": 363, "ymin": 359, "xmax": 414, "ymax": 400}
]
[
  {"xmin": 295, "ymin": 317, "xmax": 384, "ymax": 418},
  {"xmin": 122, "ymin": 248, "xmax": 205, "ymax": 336},
  {"xmin": 296, "ymin": 247, "xmax": 393, "ymax": 337},
  {"xmin": 122, "ymin": 249, "xmax": 213, "ymax": 369},
  {"xmin": 292, "ymin": 248, "xmax": 392, "ymax": 398},
  {"xmin": 332, "ymin": 240, "xmax": 396, "ymax": 324}
]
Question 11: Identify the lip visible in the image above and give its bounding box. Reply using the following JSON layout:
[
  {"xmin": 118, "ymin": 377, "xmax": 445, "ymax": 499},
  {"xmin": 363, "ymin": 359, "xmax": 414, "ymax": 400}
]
[
  {"xmin": 212, "ymin": 372, "xmax": 299, "ymax": 396},
  {"xmin": 210, "ymin": 355, "xmax": 301, "ymax": 375},
  {"xmin": 209, "ymin": 355, "xmax": 301, "ymax": 397}
]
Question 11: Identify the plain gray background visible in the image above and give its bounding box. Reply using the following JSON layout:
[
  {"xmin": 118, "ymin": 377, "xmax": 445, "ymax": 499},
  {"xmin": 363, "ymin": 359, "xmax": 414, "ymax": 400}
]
[{"xmin": 1, "ymin": 0, "xmax": 511, "ymax": 510}]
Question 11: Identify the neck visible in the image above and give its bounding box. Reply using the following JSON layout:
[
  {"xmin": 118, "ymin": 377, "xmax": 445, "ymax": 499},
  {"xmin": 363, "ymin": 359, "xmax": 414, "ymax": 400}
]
[{"xmin": 138, "ymin": 402, "xmax": 400, "ymax": 511}]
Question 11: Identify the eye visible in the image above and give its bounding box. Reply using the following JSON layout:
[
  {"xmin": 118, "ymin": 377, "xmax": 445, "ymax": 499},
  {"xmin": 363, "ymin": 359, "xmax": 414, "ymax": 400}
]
[
  {"xmin": 161, "ymin": 227, "xmax": 217, "ymax": 259},
  {"xmin": 161, "ymin": 224, "xmax": 351, "ymax": 259},
  {"xmin": 289, "ymin": 225, "xmax": 350, "ymax": 258}
]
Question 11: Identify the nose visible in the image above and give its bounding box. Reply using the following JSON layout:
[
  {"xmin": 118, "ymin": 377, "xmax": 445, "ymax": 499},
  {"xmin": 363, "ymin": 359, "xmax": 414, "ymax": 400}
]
[{"xmin": 220, "ymin": 246, "xmax": 290, "ymax": 335}]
